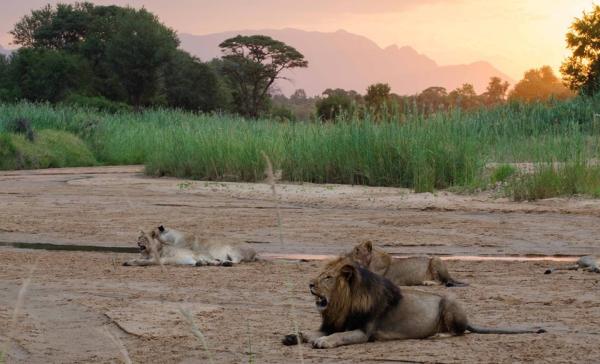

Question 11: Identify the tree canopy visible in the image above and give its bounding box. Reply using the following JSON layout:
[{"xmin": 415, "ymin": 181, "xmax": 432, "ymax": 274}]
[
  {"xmin": 510, "ymin": 66, "xmax": 573, "ymax": 102},
  {"xmin": 219, "ymin": 35, "xmax": 308, "ymax": 118},
  {"xmin": 561, "ymin": 4, "xmax": 600, "ymax": 96}
]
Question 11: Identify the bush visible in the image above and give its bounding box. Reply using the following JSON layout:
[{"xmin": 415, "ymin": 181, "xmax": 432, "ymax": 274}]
[
  {"xmin": 63, "ymin": 94, "xmax": 132, "ymax": 114},
  {"xmin": 506, "ymin": 163, "xmax": 600, "ymax": 201},
  {"xmin": 0, "ymin": 130, "xmax": 96, "ymax": 170},
  {"xmin": 490, "ymin": 164, "xmax": 517, "ymax": 184},
  {"xmin": 5, "ymin": 117, "xmax": 35, "ymax": 141}
]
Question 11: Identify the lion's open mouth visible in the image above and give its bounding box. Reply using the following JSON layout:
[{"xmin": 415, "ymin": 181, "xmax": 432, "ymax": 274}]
[
  {"xmin": 310, "ymin": 287, "xmax": 328, "ymax": 311},
  {"xmin": 315, "ymin": 296, "xmax": 328, "ymax": 311}
]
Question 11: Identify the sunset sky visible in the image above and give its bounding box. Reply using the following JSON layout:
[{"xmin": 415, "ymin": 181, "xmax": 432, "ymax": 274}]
[{"xmin": 0, "ymin": 0, "xmax": 594, "ymax": 80}]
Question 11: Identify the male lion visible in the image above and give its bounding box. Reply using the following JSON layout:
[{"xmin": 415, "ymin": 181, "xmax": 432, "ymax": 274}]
[
  {"xmin": 348, "ymin": 241, "xmax": 467, "ymax": 287},
  {"xmin": 282, "ymin": 257, "xmax": 544, "ymax": 349},
  {"xmin": 152, "ymin": 225, "xmax": 257, "ymax": 264},
  {"xmin": 123, "ymin": 231, "xmax": 227, "ymax": 267},
  {"xmin": 545, "ymin": 255, "xmax": 599, "ymax": 274}
]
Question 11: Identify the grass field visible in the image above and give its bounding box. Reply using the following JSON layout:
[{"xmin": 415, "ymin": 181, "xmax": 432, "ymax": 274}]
[{"xmin": 0, "ymin": 97, "xmax": 599, "ymax": 199}]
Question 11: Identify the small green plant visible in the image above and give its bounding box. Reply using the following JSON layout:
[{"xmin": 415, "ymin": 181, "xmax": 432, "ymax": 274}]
[
  {"xmin": 491, "ymin": 164, "xmax": 518, "ymax": 184},
  {"xmin": 505, "ymin": 163, "xmax": 600, "ymax": 201},
  {"xmin": 177, "ymin": 181, "xmax": 193, "ymax": 190}
]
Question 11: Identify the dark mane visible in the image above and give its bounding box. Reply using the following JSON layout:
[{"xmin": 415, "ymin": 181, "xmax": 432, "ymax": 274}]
[{"xmin": 320, "ymin": 265, "xmax": 401, "ymax": 336}]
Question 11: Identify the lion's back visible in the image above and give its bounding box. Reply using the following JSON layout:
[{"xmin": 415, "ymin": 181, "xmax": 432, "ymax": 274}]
[{"xmin": 386, "ymin": 256, "xmax": 431, "ymax": 286}]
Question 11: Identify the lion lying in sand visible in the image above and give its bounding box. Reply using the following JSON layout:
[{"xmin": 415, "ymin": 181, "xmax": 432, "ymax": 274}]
[
  {"xmin": 545, "ymin": 255, "xmax": 599, "ymax": 274},
  {"xmin": 123, "ymin": 231, "xmax": 227, "ymax": 266},
  {"xmin": 347, "ymin": 241, "xmax": 467, "ymax": 287},
  {"xmin": 152, "ymin": 225, "xmax": 257, "ymax": 264},
  {"xmin": 282, "ymin": 257, "xmax": 544, "ymax": 349}
]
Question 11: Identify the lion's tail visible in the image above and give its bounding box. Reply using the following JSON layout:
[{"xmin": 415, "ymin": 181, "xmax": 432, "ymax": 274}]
[
  {"xmin": 444, "ymin": 279, "xmax": 469, "ymax": 287},
  {"xmin": 467, "ymin": 324, "xmax": 546, "ymax": 335},
  {"xmin": 544, "ymin": 265, "xmax": 579, "ymax": 274},
  {"xmin": 430, "ymin": 257, "xmax": 468, "ymax": 287}
]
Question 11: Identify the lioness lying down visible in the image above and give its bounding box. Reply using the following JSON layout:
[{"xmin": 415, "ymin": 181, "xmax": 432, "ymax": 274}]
[
  {"xmin": 283, "ymin": 257, "xmax": 544, "ymax": 349},
  {"xmin": 124, "ymin": 231, "xmax": 227, "ymax": 266},
  {"xmin": 545, "ymin": 255, "xmax": 599, "ymax": 274},
  {"xmin": 348, "ymin": 241, "xmax": 467, "ymax": 287},
  {"xmin": 152, "ymin": 225, "xmax": 257, "ymax": 264}
]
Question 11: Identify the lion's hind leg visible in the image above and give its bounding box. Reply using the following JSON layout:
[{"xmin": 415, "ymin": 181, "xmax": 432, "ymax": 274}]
[{"xmin": 439, "ymin": 297, "xmax": 468, "ymax": 336}]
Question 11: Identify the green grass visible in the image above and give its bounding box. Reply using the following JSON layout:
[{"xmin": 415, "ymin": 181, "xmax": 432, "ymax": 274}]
[
  {"xmin": 0, "ymin": 129, "xmax": 96, "ymax": 170},
  {"xmin": 490, "ymin": 164, "xmax": 518, "ymax": 184},
  {"xmin": 505, "ymin": 163, "xmax": 600, "ymax": 201},
  {"xmin": 0, "ymin": 96, "xmax": 599, "ymax": 199}
]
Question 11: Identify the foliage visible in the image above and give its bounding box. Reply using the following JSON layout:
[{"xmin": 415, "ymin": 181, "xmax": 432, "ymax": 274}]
[
  {"xmin": 62, "ymin": 94, "xmax": 132, "ymax": 114},
  {"xmin": 449, "ymin": 83, "xmax": 480, "ymax": 111},
  {"xmin": 481, "ymin": 77, "xmax": 510, "ymax": 106},
  {"xmin": 506, "ymin": 163, "xmax": 600, "ymax": 201},
  {"xmin": 163, "ymin": 50, "xmax": 230, "ymax": 112},
  {"xmin": 105, "ymin": 8, "xmax": 179, "ymax": 107},
  {"xmin": 0, "ymin": 129, "xmax": 96, "ymax": 170},
  {"xmin": 5, "ymin": 117, "xmax": 35, "ymax": 141},
  {"xmin": 315, "ymin": 91, "xmax": 354, "ymax": 121},
  {"xmin": 509, "ymin": 66, "xmax": 573, "ymax": 102},
  {"xmin": 364, "ymin": 83, "xmax": 391, "ymax": 116},
  {"xmin": 271, "ymin": 89, "xmax": 317, "ymax": 121},
  {"xmin": 417, "ymin": 86, "xmax": 449, "ymax": 113},
  {"xmin": 490, "ymin": 164, "xmax": 517, "ymax": 184},
  {"xmin": 6, "ymin": 3, "xmax": 222, "ymax": 111},
  {"xmin": 561, "ymin": 4, "xmax": 600, "ymax": 96},
  {"xmin": 219, "ymin": 35, "xmax": 308, "ymax": 117},
  {"xmin": 8, "ymin": 48, "xmax": 90, "ymax": 103}
]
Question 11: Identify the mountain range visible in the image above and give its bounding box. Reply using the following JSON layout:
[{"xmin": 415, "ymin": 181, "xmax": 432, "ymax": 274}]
[{"xmin": 180, "ymin": 28, "xmax": 513, "ymax": 96}]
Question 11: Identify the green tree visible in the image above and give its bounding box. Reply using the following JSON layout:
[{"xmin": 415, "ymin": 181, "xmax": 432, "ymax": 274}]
[
  {"xmin": 481, "ymin": 77, "xmax": 510, "ymax": 106},
  {"xmin": 10, "ymin": 3, "xmax": 179, "ymax": 107},
  {"xmin": 509, "ymin": 66, "xmax": 573, "ymax": 102},
  {"xmin": 163, "ymin": 50, "xmax": 230, "ymax": 112},
  {"xmin": 9, "ymin": 48, "xmax": 90, "ymax": 102},
  {"xmin": 219, "ymin": 35, "xmax": 308, "ymax": 118},
  {"xmin": 561, "ymin": 4, "xmax": 600, "ymax": 95},
  {"xmin": 105, "ymin": 9, "xmax": 178, "ymax": 107},
  {"xmin": 449, "ymin": 83, "xmax": 480, "ymax": 110},
  {"xmin": 417, "ymin": 86, "xmax": 448, "ymax": 113},
  {"xmin": 316, "ymin": 90, "xmax": 354, "ymax": 121},
  {"xmin": 364, "ymin": 83, "xmax": 391, "ymax": 116},
  {"xmin": 0, "ymin": 55, "xmax": 13, "ymax": 101}
]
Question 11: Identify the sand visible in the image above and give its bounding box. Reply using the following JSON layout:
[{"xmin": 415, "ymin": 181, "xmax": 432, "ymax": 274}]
[{"xmin": 1, "ymin": 166, "xmax": 599, "ymax": 363}]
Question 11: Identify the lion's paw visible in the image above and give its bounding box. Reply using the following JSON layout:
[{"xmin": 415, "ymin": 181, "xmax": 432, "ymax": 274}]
[{"xmin": 311, "ymin": 336, "xmax": 336, "ymax": 349}]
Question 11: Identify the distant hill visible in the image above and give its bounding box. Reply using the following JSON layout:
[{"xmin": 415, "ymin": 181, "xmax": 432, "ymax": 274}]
[
  {"xmin": 180, "ymin": 28, "xmax": 513, "ymax": 96},
  {"xmin": 0, "ymin": 45, "xmax": 11, "ymax": 56}
]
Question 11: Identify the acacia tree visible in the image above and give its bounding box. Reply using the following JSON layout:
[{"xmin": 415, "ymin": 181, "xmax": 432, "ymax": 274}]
[
  {"xmin": 219, "ymin": 35, "xmax": 308, "ymax": 118},
  {"xmin": 364, "ymin": 83, "xmax": 391, "ymax": 117},
  {"xmin": 561, "ymin": 4, "xmax": 600, "ymax": 96}
]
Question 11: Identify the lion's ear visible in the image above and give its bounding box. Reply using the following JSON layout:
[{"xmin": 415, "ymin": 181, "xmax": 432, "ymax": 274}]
[
  {"xmin": 340, "ymin": 264, "xmax": 356, "ymax": 281},
  {"xmin": 364, "ymin": 241, "xmax": 372, "ymax": 252},
  {"xmin": 150, "ymin": 230, "xmax": 157, "ymax": 238},
  {"xmin": 158, "ymin": 225, "xmax": 165, "ymax": 232}
]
